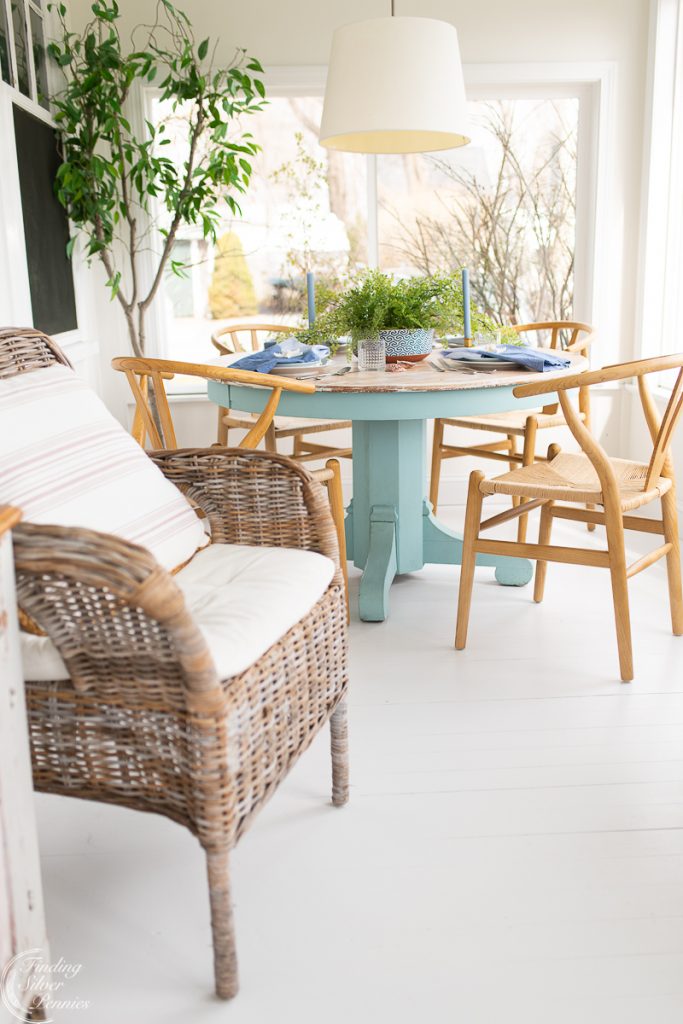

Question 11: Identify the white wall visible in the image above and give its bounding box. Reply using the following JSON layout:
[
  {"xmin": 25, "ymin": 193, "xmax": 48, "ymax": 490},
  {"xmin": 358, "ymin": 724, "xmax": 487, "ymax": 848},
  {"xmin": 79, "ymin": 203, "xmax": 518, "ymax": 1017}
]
[{"xmin": 28, "ymin": 0, "xmax": 653, "ymax": 505}]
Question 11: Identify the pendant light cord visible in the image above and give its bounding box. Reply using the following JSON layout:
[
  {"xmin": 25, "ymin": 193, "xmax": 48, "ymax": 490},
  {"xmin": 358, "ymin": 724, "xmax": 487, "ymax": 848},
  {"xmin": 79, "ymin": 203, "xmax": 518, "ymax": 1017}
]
[{"xmin": 391, "ymin": 0, "xmax": 395, "ymax": 14}]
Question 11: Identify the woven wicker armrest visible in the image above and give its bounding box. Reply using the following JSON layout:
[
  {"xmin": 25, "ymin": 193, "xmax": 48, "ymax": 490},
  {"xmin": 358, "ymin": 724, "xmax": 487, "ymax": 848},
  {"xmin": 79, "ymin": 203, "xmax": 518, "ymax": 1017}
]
[
  {"xmin": 13, "ymin": 521, "xmax": 222, "ymax": 712},
  {"xmin": 150, "ymin": 447, "xmax": 343, "ymax": 580}
]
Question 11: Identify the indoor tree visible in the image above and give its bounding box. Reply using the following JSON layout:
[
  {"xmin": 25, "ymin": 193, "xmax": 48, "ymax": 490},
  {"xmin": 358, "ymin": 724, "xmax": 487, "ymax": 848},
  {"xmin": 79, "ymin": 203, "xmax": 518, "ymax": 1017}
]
[{"xmin": 48, "ymin": 0, "xmax": 266, "ymax": 357}]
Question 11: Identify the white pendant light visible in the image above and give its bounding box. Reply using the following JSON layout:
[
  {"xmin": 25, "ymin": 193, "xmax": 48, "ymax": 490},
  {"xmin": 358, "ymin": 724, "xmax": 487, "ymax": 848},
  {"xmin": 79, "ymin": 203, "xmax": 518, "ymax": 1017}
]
[{"xmin": 319, "ymin": 7, "xmax": 470, "ymax": 155}]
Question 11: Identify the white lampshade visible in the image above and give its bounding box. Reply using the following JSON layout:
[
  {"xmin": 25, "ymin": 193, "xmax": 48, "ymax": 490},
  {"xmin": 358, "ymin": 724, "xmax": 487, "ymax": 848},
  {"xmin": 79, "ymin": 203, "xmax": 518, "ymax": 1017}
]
[{"xmin": 319, "ymin": 17, "xmax": 470, "ymax": 154}]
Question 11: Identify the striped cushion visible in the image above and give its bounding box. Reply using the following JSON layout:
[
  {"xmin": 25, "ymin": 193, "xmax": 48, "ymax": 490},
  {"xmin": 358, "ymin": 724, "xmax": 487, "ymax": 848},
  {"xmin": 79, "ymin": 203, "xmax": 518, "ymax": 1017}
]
[{"xmin": 0, "ymin": 363, "xmax": 206, "ymax": 570}]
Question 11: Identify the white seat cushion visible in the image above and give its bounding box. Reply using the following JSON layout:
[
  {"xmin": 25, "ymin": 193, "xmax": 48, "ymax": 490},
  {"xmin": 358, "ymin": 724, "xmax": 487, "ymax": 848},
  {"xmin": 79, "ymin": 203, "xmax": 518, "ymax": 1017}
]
[
  {"xmin": 0, "ymin": 363, "xmax": 206, "ymax": 571},
  {"xmin": 21, "ymin": 543, "xmax": 335, "ymax": 683}
]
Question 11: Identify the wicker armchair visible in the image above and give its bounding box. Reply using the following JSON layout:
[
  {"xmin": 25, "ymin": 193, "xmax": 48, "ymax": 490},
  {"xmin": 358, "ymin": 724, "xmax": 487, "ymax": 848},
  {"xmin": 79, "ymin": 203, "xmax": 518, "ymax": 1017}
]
[{"xmin": 2, "ymin": 328, "xmax": 349, "ymax": 1001}]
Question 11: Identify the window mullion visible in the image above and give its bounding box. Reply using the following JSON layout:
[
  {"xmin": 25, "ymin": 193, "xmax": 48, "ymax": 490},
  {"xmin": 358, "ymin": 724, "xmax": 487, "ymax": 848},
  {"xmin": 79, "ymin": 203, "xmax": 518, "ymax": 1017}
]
[
  {"xmin": 4, "ymin": 0, "xmax": 18, "ymax": 89},
  {"xmin": 22, "ymin": 0, "xmax": 38, "ymax": 101},
  {"xmin": 367, "ymin": 154, "xmax": 378, "ymax": 268}
]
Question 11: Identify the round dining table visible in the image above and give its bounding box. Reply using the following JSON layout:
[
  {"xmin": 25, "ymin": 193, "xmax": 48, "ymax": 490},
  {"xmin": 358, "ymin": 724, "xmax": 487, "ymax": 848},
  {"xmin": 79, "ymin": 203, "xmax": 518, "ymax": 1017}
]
[{"xmin": 207, "ymin": 350, "xmax": 587, "ymax": 622}]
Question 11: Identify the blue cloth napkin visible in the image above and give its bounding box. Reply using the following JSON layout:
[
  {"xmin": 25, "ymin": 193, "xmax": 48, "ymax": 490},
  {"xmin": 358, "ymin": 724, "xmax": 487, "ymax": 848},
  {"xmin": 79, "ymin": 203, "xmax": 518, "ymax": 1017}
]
[
  {"xmin": 230, "ymin": 338, "xmax": 330, "ymax": 374},
  {"xmin": 443, "ymin": 345, "xmax": 571, "ymax": 373}
]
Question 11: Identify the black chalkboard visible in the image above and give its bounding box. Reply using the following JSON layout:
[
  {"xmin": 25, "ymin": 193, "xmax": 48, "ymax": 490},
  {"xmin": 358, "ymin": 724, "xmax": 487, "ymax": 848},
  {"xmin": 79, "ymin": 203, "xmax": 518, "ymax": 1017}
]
[{"xmin": 13, "ymin": 104, "xmax": 78, "ymax": 335}]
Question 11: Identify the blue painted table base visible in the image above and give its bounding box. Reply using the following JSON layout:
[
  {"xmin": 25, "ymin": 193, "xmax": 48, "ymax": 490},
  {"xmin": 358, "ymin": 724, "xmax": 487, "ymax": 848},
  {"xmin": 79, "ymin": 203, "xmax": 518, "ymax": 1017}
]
[{"xmin": 346, "ymin": 419, "xmax": 532, "ymax": 622}]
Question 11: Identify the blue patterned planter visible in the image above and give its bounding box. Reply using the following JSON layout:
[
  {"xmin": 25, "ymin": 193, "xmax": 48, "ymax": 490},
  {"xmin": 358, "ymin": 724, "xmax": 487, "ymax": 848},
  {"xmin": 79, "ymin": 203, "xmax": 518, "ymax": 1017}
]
[{"xmin": 380, "ymin": 328, "xmax": 434, "ymax": 362}]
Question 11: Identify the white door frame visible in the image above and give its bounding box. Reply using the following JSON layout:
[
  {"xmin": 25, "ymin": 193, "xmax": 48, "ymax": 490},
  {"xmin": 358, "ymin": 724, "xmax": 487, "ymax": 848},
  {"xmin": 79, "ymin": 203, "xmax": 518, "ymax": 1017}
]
[{"xmin": 0, "ymin": 83, "xmax": 91, "ymax": 362}]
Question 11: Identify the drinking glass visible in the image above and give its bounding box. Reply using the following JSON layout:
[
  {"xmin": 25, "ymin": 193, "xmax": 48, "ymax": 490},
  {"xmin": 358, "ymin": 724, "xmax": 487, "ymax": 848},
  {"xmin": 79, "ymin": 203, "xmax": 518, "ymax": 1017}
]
[{"xmin": 357, "ymin": 336, "xmax": 386, "ymax": 372}]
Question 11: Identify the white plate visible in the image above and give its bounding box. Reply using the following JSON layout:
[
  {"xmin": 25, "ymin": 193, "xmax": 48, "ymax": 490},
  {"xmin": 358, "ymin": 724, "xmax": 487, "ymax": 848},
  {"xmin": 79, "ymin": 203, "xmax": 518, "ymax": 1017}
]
[
  {"xmin": 438, "ymin": 335, "xmax": 468, "ymax": 348},
  {"xmin": 214, "ymin": 353, "xmax": 329, "ymax": 376},
  {"xmin": 437, "ymin": 354, "xmax": 512, "ymax": 371},
  {"xmin": 270, "ymin": 359, "xmax": 329, "ymax": 376}
]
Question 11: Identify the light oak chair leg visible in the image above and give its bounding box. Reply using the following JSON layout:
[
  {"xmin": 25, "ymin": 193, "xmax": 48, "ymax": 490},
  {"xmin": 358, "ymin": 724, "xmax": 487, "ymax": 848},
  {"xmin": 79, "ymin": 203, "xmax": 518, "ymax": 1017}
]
[
  {"xmin": 507, "ymin": 434, "xmax": 521, "ymax": 510},
  {"xmin": 429, "ymin": 418, "xmax": 445, "ymax": 514},
  {"xmin": 604, "ymin": 503, "xmax": 633, "ymax": 682},
  {"xmin": 517, "ymin": 416, "xmax": 538, "ymax": 543},
  {"xmin": 455, "ymin": 471, "xmax": 485, "ymax": 650},
  {"xmin": 264, "ymin": 423, "xmax": 278, "ymax": 453},
  {"xmin": 533, "ymin": 500, "xmax": 554, "ymax": 603},
  {"xmin": 579, "ymin": 385, "xmax": 596, "ymax": 531},
  {"xmin": 507, "ymin": 433, "xmax": 518, "ymax": 473},
  {"xmin": 325, "ymin": 459, "xmax": 350, "ymax": 622},
  {"xmin": 217, "ymin": 407, "xmax": 229, "ymax": 447},
  {"xmin": 661, "ymin": 486, "xmax": 683, "ymax": 635},
  {"xmin": 27, "ymin": 995, "xmax": 48, "ymax": 1022},
  {"xmin": 534, "ymin": 446, "xmax": 561, "ymax": 604},
  {"xmin": 206, "ymin": 848, "xmax": 239, "ymax": 1000},
  {"xmin": 330, "ymin": 699, "xmax": 349, "ymax": 807}
]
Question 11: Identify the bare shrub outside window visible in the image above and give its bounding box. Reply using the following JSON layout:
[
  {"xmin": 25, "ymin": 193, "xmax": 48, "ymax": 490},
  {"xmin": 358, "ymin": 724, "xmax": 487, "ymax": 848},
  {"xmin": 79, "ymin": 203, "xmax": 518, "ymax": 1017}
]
[{"xmin": 378, "ymin": 99, "xmax": 578, "ymax": 324}]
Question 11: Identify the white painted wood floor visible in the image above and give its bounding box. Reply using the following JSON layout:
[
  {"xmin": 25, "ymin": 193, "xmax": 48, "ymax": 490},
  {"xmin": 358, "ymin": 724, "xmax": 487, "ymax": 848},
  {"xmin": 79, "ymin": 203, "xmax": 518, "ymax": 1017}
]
[{"xmin": 34, "ymin": 514, "xmax": 683, "ymax": 1023}]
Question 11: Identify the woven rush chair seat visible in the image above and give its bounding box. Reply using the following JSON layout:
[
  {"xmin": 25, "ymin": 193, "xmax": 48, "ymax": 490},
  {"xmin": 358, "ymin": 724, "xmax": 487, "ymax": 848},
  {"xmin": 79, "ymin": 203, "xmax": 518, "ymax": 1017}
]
[
  {"xmin": 0, "ymin": 327, "xmax": 350, "ymax": 1003},
  {"xmin": 430, "ymin": 321, "xmax": 595, "ymax": 544},
  {"xmin": 442, "ymin": 407, "xmax": 587, "ymax": 437},
  {"xmin": 480, "ymin": 451, "xmax": 672, "ymax": 512},
  {"xmin": 221, "ymin": 410, "xmax": 352, "ymax": 438}
]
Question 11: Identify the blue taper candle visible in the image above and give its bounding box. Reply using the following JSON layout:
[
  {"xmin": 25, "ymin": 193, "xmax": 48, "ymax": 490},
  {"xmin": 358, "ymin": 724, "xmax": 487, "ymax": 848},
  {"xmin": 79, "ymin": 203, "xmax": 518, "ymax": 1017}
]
[
  {"xmin": 306, "ymin": 271, "xmax": 316, "ymax": 326},
  {"xmin": 462, "ymin": 267, "xmax": 472, "ymax": 343}
]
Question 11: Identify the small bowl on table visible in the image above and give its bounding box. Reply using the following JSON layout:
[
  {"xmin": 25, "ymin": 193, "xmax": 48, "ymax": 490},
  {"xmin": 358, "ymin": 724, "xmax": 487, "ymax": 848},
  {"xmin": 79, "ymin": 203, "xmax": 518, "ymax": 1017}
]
[{"xmin": 380, "ymin": 328, "xmax": 435, "ymax": 363}]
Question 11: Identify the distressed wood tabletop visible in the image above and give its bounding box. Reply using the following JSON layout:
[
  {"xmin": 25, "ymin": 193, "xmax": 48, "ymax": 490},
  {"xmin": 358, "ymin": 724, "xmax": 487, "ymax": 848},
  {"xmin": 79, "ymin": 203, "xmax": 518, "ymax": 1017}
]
[{"xmin": 265, "ymin": 349, "xmax": 589, "ymax": 393}]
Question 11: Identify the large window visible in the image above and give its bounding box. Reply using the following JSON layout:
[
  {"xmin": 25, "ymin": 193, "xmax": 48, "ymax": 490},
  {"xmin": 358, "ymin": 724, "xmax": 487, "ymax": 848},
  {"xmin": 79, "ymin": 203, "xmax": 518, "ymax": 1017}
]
[
  {"xmin": 153, "ymin": 95, "xmax": 367, "ymax": 364},
  {"xmin": 153, "ymin": 79, "xmax": 587, "ymax": 374}
]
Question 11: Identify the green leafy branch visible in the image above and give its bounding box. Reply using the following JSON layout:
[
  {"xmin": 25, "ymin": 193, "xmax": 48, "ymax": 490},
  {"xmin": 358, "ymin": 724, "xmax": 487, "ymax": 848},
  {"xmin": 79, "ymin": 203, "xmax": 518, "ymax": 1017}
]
[{"xmin": 47, "ymin": 0, "xmax": 266, "ymax": 356}]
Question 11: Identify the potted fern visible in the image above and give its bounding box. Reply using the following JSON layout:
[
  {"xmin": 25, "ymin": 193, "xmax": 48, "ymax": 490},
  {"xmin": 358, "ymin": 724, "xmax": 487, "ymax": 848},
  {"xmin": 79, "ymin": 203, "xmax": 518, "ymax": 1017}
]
[{"xmin": 300, "ymin": 270, "xmax": 513, "ymax": 363}]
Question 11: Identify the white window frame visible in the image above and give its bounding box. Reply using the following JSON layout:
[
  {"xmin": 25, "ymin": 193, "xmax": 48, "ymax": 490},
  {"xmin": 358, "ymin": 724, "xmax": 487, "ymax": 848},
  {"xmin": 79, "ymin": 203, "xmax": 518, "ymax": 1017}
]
[
  {"xmin": 2, "ymin": 0, "xmax": 44, "ymax": 105},
  {"xmin": 263, "ymin": 62, "xmax": 615, "ymax": 348},
  {"xmin": 143, "ymin": 61, "xmax": 615, "ymax": 367},
  {"xmin": 636, "ymin": 0, "xmax": 683, "ymax": 368}
]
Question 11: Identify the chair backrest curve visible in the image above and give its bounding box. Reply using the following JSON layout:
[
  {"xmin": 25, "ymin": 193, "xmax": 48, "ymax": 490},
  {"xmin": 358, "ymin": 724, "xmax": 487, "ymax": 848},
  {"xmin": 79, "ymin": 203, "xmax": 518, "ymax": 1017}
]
[
  {"xmin": 0, "ymin": 327, "xmax": 72, "ymax": 379},
  {"xmin": 211, "ymin": 322, "xmax": 291, "ymax": 356},
  {"xmin": 112, "ymin": 355, "xmax": 300, "ymax": 453},
  {"xmin": 513, "ymin": 321, "xmax": 594, "ymax": 355},
  {"xmin": 513, "ymin": 321, "xmax": 594, "ymax": 415},
  {"xmin": 646, "ymin": 367, "xmax": 683, "ymax": 488}
]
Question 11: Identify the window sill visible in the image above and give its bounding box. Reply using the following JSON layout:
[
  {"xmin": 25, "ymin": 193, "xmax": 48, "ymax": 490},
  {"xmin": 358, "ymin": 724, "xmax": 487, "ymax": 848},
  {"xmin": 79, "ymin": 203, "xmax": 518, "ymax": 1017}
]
[
  {"xmin": 624, "ymin": 380, "xmax": 676, "ymax": 405},
  {"xmin": 166, "ymin": 385, "xmax": 208, "ymax": 401},
  {"xmin": 127, "ymin": 390, "xmax": 207, "ymax": 412}
]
